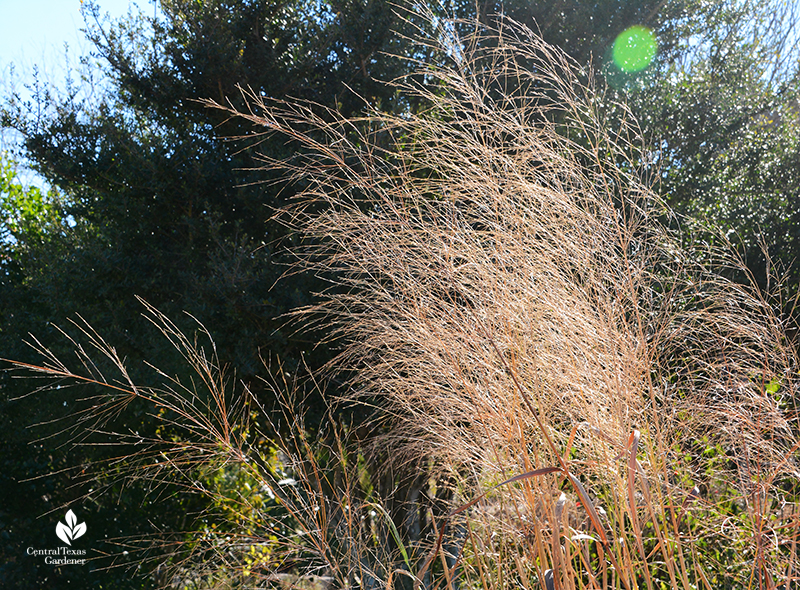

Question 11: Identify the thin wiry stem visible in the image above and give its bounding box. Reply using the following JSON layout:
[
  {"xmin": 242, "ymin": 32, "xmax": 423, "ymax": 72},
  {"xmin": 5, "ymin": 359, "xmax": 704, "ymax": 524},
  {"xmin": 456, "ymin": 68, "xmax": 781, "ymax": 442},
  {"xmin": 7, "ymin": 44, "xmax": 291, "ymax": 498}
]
[{"xmin": 207, "ymin": 12, "xmax": 799, "ymax": 589}]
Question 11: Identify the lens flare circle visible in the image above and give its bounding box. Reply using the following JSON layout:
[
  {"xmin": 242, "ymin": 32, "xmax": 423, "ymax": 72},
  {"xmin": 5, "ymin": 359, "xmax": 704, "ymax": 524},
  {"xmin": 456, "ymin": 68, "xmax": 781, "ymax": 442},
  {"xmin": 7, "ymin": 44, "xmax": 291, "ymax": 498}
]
[{"xmin": 612, "ymin": 26, "xmax": 657, "ymax": 72}]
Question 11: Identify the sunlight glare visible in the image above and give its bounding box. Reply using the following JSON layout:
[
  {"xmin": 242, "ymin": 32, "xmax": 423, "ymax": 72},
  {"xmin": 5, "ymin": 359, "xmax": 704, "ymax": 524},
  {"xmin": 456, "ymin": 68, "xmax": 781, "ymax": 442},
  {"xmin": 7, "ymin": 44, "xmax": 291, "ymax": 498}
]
[{"xmin": 612, "ymin": 26, "xmax": 657, "ymax": 72}]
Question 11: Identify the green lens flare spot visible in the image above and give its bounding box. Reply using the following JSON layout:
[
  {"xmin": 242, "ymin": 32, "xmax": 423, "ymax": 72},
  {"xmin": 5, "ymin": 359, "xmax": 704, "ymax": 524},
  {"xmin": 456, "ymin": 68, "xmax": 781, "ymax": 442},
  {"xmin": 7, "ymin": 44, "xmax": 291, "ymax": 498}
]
[{"xmin": 612, "ymin": 26, "xmax": 657, "ymax": 72}]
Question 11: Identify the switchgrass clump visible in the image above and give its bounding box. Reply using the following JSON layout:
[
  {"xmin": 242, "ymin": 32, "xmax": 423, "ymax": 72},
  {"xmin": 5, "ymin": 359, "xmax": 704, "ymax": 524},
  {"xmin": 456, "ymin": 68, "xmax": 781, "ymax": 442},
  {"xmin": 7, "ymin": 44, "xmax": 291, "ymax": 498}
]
[
  {"xmin": 211, "ymin": 13, "xmax": 800, "ymax": 589},
  {"xmin": 8, "ymin": 12, "xmax": 800, "ymax": 590}
]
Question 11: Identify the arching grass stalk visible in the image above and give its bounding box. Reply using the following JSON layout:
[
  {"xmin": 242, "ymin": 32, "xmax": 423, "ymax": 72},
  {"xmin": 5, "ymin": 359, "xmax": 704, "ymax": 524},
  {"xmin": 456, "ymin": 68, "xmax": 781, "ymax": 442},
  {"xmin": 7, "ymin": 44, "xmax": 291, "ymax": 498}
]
[
  {"xmin": 208, "ymin": 10, "xmax": 800, "ymax": 589},
  {"xmin": 5, "ymin": 8, "xmax": 799, "ymax": 590}
]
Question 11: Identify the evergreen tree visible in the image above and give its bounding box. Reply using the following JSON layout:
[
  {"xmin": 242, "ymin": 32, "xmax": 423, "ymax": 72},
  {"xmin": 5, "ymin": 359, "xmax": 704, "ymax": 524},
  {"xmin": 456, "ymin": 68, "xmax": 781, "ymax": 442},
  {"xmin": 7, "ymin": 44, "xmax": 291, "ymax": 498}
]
[
  {"xmin": 2, "ymin": 0, "xmax": 799, "ymax": 586},
  {"xmin": 1, "ymin": 2, "xmax": 424, "ymax": 587}
]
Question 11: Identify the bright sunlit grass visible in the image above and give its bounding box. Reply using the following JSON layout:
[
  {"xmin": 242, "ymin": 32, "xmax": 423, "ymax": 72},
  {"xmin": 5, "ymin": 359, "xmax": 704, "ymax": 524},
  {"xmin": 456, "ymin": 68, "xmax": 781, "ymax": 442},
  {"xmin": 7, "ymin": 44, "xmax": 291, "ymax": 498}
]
[{"xmin": 9, "ymin": 12, "xmax": 799, "ymax": 590}]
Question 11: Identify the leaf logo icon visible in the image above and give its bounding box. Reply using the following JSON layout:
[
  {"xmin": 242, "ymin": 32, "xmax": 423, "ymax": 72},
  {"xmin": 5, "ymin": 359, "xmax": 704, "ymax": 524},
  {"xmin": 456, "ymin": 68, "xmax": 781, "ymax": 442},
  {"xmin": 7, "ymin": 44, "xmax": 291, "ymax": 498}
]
[{"xmin": 56, "ymin": 509, "xmax": 87, "ymax": 546}]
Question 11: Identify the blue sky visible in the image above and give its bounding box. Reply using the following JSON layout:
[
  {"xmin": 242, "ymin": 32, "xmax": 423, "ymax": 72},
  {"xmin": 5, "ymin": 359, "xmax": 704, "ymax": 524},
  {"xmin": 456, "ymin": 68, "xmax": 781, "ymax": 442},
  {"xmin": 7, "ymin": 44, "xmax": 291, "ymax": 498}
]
[
  {"xmin": 0, "ymin": 1, "xmax": 147, "ymax": 72},
  {"xmin": 0, "ymin": 0, "xmax": 151, "ymax": 166}
]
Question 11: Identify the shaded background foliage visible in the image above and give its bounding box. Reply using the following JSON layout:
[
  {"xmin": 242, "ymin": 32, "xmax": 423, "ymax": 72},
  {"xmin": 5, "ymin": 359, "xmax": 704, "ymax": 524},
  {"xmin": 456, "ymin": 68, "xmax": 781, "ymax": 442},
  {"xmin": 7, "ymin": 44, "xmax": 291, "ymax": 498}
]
[{"xmin": 1, "ymin": 0, "xmax": 799, "ymax": 587}]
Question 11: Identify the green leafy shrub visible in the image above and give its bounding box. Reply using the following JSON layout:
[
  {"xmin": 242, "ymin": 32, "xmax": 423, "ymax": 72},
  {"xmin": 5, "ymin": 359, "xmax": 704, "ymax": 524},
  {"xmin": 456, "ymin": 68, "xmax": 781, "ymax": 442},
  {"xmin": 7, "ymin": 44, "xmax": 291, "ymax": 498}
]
[{"xmin": 8, "ymin": 13, "xmax": 800, "ymax": 590}]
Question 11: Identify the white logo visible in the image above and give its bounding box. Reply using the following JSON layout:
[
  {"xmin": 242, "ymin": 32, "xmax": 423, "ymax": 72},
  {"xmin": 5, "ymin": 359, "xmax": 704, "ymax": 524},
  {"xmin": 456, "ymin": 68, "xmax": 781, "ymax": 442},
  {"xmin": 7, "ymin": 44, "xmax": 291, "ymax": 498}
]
[{"xmin": 55, "ymin": 509, "xmax": 87, "ymax": 546}]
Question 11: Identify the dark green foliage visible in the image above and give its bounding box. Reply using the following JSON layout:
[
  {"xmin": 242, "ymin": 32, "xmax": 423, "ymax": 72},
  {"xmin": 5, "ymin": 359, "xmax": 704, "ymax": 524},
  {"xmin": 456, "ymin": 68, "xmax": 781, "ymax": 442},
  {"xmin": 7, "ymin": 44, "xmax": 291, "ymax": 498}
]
[
  {"xmin": 2, "ymin": 0, "xmax": 800, "ymax": 587},
  {"xmin": 1, "ymin": 1, "xmax": 422, "ymax": 587},
  {"xmin": 452, "ymin": 0, "xmax": 674, "ymax": 66},
  {"xmin": 621, "ymin": 0, "xmax": 800, "ymax": 299}
]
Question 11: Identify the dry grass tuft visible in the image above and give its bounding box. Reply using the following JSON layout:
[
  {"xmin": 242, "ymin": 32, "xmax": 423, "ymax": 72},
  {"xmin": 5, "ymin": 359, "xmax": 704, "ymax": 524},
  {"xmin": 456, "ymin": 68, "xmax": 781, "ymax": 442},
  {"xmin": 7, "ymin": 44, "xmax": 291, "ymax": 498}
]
[
  {"xmin": 6, "ymin": 300, "xmax": 405, "ymax": 588},
  {"xmin": 209, "ymin": 12, "xmax": 800, "ymax": 589},
  {"xmin": 7, "ymin": 11, "xmax": 800, "ymax": 590}
]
